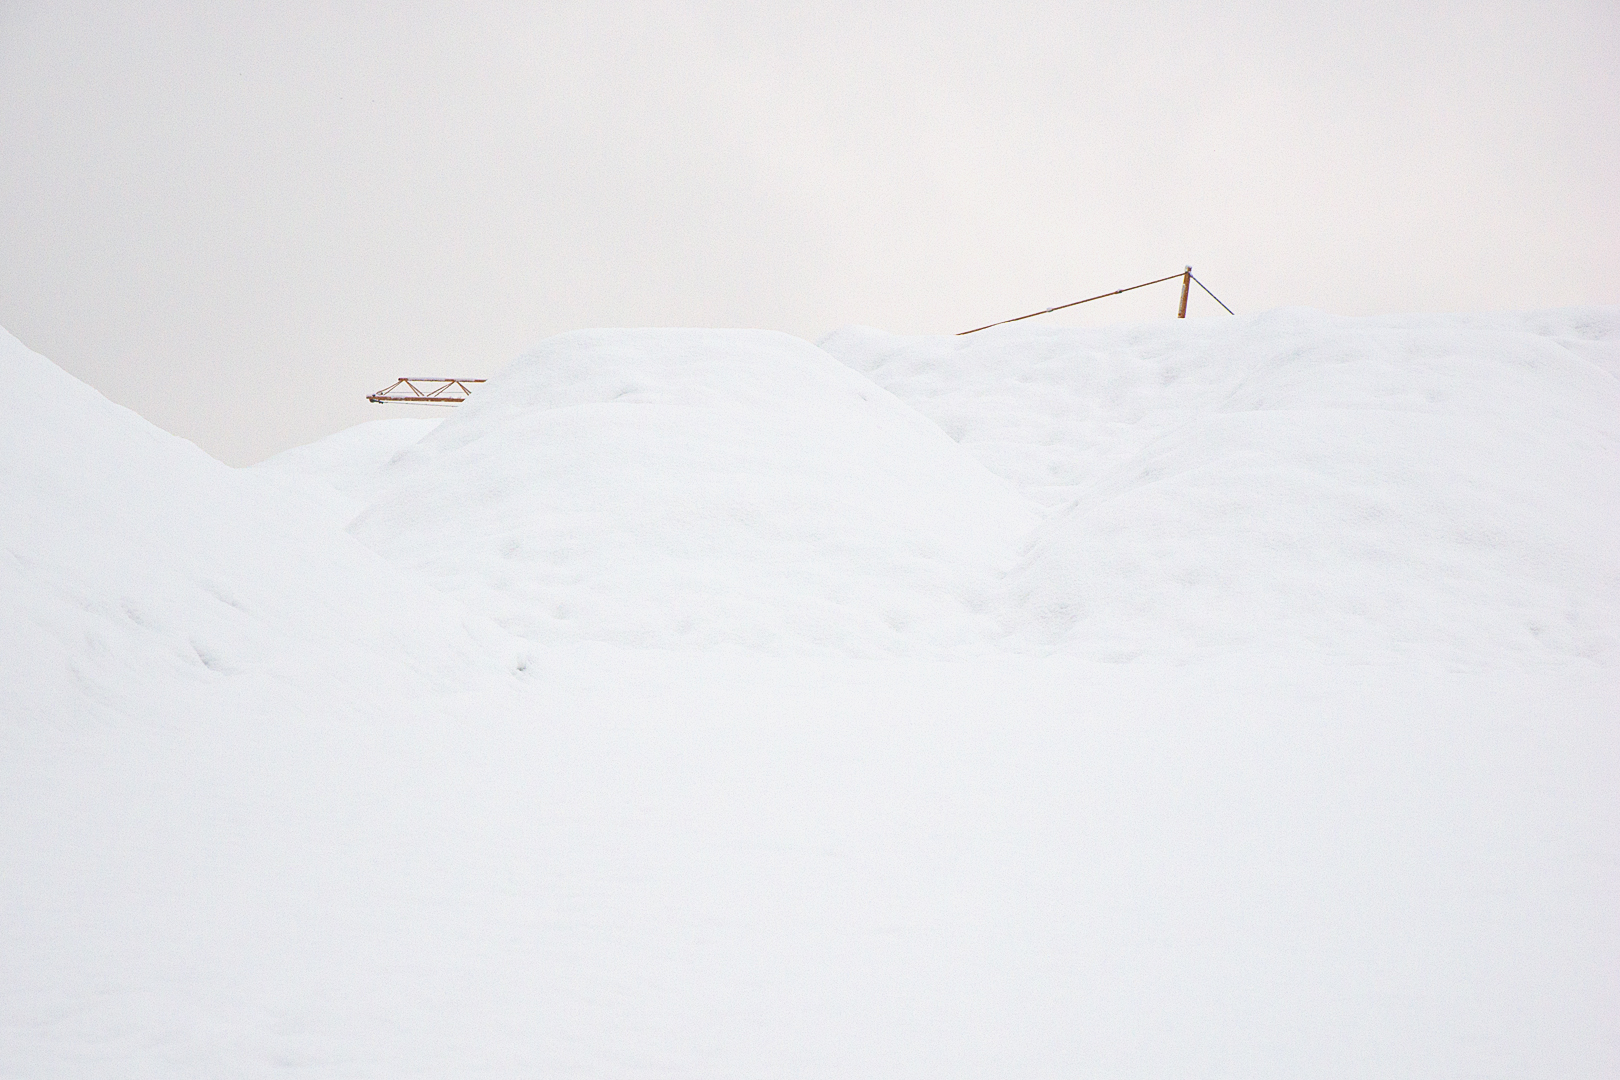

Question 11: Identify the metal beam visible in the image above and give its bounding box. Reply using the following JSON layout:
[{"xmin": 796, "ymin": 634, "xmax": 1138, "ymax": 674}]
[{"xmin": 367, "ymin": 378, "xmax": 486, "ymax": 405}]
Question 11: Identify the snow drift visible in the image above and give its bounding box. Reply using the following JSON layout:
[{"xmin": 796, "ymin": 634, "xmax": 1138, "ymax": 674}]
[
  {"xmin": 339, "ymin": 328, "xmax": 1040, "ymax": 654},
  {"xmin": 254, "ymin": 416, "xmax": 441, "ymax": 530},
  {"xmin": 4, "ymin": 310, "xmax": 1618, "ymax": 1079},
  {"xmin": 0, "ymin": 328, "xmax": 502, "ymax": 729},
  {"xmin": 259, "ymin": 309, "xmax": 1620, "ymax": 664},
  {"xmin": 824, "ymin": 308, "xmax": 1620, "ymax": 663}
]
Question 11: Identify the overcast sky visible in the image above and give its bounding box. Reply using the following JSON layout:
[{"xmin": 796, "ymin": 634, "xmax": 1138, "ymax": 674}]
[{"xmin": 2, "ymin": 0, "xmax": 1616, "ymax": 464}]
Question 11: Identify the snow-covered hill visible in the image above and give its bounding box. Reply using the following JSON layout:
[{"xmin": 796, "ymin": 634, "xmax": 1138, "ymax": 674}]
[
  {"xmin": 3, "ymin": 311, "xmax": 1617, "ymax": 1078},
  {"xmin": 251, "ymin": 309, "xmax": 1620, "ymax": 665},
  {"xmin": 824, "ymin": 308, "xmax": 1620, "ymax": 663},
  {"xmin": 340, "ymin": 329, "xmax": 1038, "ymax": 654},
  {"xmin": 0, "ymin": 330, "xmax": 506, "ymax": 731}
]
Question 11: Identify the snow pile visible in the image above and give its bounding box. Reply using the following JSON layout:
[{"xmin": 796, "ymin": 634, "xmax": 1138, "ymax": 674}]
[
  {"xmin": 256, "ymin": 312, "xmax": 1620, "ymax": 665},
  {"xmin": 824, "ymin": 309, "xmax": 1620, "ymax": 664},
  {"xmin": 3, "ymin": 312, "xmax": 1618, "ymax": 1079},
  {"xmin": 338, "ymin": 329, "xmax": 1039, "ymax": 654},
  {"xmin": 0, "ymin": 329, "xmax": 501, "ymax": 727},
  {"xmin": 254, "ymin": 416, "xmax": 440, "ymax": 530}
]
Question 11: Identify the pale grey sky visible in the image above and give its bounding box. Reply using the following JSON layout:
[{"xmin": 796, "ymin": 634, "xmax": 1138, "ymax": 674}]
[{"xmin": 2, "ymin": 0, "xmax": 1615, "ymax": 463}]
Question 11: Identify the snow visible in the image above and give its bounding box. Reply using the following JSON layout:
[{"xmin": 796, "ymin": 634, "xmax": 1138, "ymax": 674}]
[
  {"xmin": 2, "ymin": 312, "xmax": 1618, "ymax": 1077},
  {"xmin": 822, "ymin": 309, "xmax": 1620, "ymax": 663},
  {"xmin": 0, "ymin": 329, "xmax": 497, "ymax": 731},
  {"xmin": 341, "ymin": 329, "xmax": 1038, "ymax": 654},
  {"xmin": 254, "ymin": 416, "xmax": 441, "ymax": 530}
]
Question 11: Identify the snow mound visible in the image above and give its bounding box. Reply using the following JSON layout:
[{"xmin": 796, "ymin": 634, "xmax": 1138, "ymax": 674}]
[
  {"xmin": 255, "ymin": 417, "xmax": 440, "ymax": 529},
  {"xmin": 346, "ymin": 329, "xmax": 1040, "ymax": 654},
  {"xmin": 0, "ymin": 330, "xmax": 500, "ymax": 726},
  {"xmin": 824, "ymin": 309, "xmax": 1620, "ymax": 664},
  {"xmin": 3, "ymin": 317, "xmax": 1618, "ymax": 1078}
]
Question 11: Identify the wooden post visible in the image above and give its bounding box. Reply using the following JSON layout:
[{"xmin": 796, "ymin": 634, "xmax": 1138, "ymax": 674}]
[{"xmin": 1177, "ymin": 266, "xmax": 1191, "ymax": 319}]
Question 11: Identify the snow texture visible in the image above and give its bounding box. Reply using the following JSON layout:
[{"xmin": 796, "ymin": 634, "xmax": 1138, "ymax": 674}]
[
  {"xmin": 3, "ymin": 311, "xmax": 1618, "ymax": 1078},
  {"xmin": 823, "ymin": 309, "xmax": 1620, "ymax": 663},
  {"xmin": 342, "ymin": 329, "xmax": 1039, "ymax": 654}
]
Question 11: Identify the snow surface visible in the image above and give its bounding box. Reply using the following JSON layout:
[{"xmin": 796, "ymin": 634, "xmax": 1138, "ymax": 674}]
[
  {"xmin": 3, "ymin": 312, "xmax": 1618, "ymax": 1077},
  {"xmin": 0, "ymin": 330, "xmax": 502, "ymax": 729},
  {"xmin": 342, "ymin": 329, "xmax": 1039, "ymax": 654},
  {"xmin": 823, "ymin": 309, "xmax": 1620, "ymax": 663},
  {"xmin": 254, "ymin": 416, "xmax": 441, "ymax": 530}
]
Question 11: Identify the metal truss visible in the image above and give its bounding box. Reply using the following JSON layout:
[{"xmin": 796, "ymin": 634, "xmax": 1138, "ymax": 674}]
[{"xmin": 367, "ymin": 378, "xmax": 486, "ymax": 406}]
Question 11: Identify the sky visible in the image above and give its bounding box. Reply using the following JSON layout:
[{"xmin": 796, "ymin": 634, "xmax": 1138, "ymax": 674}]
[{"xmin": 1, "ymin": 0, "xmax": 1616, "ymax": 465}]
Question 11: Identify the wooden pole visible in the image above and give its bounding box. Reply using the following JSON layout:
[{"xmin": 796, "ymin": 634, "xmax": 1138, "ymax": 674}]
[
  {"xmin": 957, "ymin": 271, "xmax": 1188, "ymax": 335},
  {"xmin": 1177, "ymin": 266, "xmax": 1191, "ymax": 318}
]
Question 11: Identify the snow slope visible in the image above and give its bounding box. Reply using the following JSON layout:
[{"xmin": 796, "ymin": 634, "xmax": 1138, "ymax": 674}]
[
  {"xmin": 341, "ymin": 329, "xmax": 1040, "ymax": 654},
  {"xmin": 3, "ymin": 312, "xmax": 1618, "ymax": 1078},
  {"xmin": 254, "ymin": 416, "xmax": 441, "ymax": 529},
  {"xmin": 824, "ymin": 308, "xmax": 1620, "ymax": 663},
  {"xmin": 0, "ymin": 328, "xmax": 506, "ymax": 732}
]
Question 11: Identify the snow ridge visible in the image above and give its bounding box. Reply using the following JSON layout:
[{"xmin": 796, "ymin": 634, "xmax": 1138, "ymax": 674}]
[
  {"xmin": 4, "ymin": 312, "xmax": 1619, "ymax": 1080},
  {"xmin": 823, "ymin": 308, "xmax": 1620, "ymax": 664}
]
